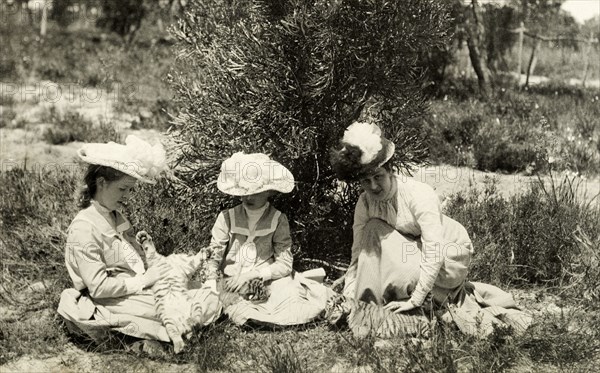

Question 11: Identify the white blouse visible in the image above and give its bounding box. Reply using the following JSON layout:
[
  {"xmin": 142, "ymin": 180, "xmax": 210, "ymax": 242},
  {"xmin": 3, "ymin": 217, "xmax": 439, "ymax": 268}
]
[{"xmin": 64, "ymin": 201, "xmax": 147, "ymax": 298}]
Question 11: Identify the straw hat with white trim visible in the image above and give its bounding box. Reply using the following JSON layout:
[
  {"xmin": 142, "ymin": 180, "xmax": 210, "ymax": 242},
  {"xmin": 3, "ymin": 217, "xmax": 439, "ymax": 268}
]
[
  {"xmin": 217, "ymin": 152, "xmax": 295, "ymax": 196},
  {"xmin": 330, "ymin": 121, "xmax": 396, "ymax": 181},
  {"xmin": 77, "ymin": 135, "xmax": 168, "ymax": 184}
]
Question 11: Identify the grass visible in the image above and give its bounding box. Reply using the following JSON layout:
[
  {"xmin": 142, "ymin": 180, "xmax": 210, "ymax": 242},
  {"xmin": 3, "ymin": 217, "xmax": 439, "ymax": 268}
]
[
  {"xmin": 425, "ymin": 87, "xmax": 600, "ymax": 175},
  {"xmin": 0, "ymin": 167, "xmax": 78, "ymax": 365},
  {"xmin": 1, "ymin": 11, "xmax": 599, "ymax": 372},
  {"xmin": 0, "ymin": 16, "xmax": 175, "ymax": 131},
  {"xmin": 1, "ymin": 161, "xmax": 599, "ymax": 371}
]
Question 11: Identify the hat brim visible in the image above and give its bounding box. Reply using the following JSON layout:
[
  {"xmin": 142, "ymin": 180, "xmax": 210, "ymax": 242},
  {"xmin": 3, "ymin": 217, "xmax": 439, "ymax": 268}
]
[
  {"xmin": 216, "ymin": 160, "xmax": 295, "ymax": 196},
  {"xmin": 216, "ymin": 182, "xmax": 294, "ymax": 196},
  {"xmin": 78, "ymin": 148, "xmax": 157, "ymax": 184},
  {"xmin": 376, "ymin": 138, "xmax": 395, "ymax": 168}
]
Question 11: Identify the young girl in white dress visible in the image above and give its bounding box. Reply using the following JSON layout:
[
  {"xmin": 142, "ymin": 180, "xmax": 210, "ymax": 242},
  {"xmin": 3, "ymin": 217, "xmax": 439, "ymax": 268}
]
[
  {"xmin": 205, "ymin": 152, "xmax": 333, "ymax": 326},
  {"xmin": 57, "ymin": 136, "xmax": 221, "ymax": 351}
]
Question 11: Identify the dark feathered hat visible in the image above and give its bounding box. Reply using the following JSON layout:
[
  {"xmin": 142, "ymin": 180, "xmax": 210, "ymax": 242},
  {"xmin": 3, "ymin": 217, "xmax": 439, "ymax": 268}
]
[{"xmin": 330, "ymin": 122, "xmax": 395, "ymax": 182}]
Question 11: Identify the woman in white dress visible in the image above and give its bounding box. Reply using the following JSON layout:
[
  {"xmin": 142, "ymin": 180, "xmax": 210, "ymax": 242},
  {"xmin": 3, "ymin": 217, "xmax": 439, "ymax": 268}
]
[{"xmin": 330, "ymin": 122, "xmax": 531, "ymax": 336}]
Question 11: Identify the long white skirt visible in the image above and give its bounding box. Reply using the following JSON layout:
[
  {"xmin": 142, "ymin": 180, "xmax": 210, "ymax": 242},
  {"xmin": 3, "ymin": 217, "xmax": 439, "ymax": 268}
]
[
  {"xmin": 57, "ymin": 283, "xmax": 222, "ymax": 342},
  {"xmin": 224, "ymin": 272, "xmax": 334, "ymax": 326}
]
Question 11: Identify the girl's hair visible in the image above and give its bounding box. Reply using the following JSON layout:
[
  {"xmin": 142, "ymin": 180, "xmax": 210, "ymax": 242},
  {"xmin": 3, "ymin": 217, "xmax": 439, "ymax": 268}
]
[{"xmin": 78, "ymin": 164, "xmax": 127, "ymax": 209}]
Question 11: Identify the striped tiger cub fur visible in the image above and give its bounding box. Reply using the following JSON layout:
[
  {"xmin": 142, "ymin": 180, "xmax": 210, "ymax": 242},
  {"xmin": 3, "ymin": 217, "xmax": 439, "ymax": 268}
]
[
  {"xmin": 216, "ymin": 276, "xmax": 270, "ymax": 308},
  {"xmin": 238, "ymin": 277, "xmax": 269, "ymax": 302},
  {"xmin": 323, "ymin": 294, "xmax": 431, "ymax": 339},
  {"xmin": 136, "ymin": 231, "xmax": 214, "ymax": 353}
]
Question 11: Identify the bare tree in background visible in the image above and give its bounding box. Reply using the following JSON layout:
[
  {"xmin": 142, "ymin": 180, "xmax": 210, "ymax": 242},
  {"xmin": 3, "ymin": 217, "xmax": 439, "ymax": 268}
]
[{"xmin": 464, "ymin": 0, "xmax": 490, "ymax": 98}]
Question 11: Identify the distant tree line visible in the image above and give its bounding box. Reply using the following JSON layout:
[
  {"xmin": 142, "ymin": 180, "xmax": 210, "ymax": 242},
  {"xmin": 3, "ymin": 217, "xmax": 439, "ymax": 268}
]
[
  {"xmin": 423, "ymin": 0, "xmax": 588, "ymax": 98},
  {"xmin": 4, "ymin": 0, "xmax": 596, "ymax": 95}
]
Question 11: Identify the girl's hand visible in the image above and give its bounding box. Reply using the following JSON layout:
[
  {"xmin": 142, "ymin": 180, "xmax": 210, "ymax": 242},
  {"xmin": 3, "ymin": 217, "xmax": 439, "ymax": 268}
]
[
  {"xmin": 383, "ymin": 300, "xmax": 417, "ymax": 314},
  {"xmin": 142, "ymin": 262, "xmax": 168, "ymax": 288},
  {"xmin": 225, "ymin": 270, "xmax": 260, "ymax": 292}
]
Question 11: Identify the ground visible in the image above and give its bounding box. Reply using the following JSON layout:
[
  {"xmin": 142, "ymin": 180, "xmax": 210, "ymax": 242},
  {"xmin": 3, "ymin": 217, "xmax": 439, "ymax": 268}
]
[{"xmin": 1, "ymin": 81, "xmax": 598, "ymax": 371}]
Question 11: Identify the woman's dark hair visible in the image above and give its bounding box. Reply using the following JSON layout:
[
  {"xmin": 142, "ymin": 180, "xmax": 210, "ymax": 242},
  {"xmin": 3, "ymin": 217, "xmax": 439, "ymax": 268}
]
[
  {"xmin": 380, "ymin": 158, "xmax": 396, "ymax": 174},
  {"xmin": 78, "ymin": 164, "xmax": 127, "ymax": 208}
]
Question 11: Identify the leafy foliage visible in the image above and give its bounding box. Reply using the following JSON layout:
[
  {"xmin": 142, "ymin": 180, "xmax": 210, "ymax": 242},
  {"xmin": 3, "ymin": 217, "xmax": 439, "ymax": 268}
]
[
  {"xmin": 96, "ymin": 0, "xmax": 147, "ymax": 39},
  {"xmin": 0, "ymin": 168, "xmax": 78, "ymax": 363},
  {"xmin": 444, "ymin": 173, "xmax": 600, "ymax": 294},
  {"xmin": 42, "ymin": 108, "xmax": 121, "ymax": 145},
  {"xmin": 163, "ymin": 0, "xmax": 452, "ymax": 261},
  {"xmin": 426, "ymin": 87, "xmax": 600, "ymax": 175}
]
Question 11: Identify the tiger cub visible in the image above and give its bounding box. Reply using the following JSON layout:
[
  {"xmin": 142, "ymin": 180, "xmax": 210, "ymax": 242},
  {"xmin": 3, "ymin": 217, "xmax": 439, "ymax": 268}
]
[
  {"xmin": 238, "ymin": 277, "xmax": 269, "ymax": 302},
  {"xmin": 215, "ymin": 275, "xmax": 270, "ymax": 309},
  {"xmin": 136, "ymin": 231, "xmax": 213, "ymax": 353},
  {"xmin": 323, "ymin": 294, "xmax": 431, "ymax": 339}
]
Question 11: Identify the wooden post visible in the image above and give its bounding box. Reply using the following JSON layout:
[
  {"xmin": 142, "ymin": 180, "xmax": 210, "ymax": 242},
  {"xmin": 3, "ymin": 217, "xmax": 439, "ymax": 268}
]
[
  {"xmin": 530, "ymin": 51, "xmax": 538, "ymax": 76},
  {"xmin": 40, "ymin": 0, "xmax": 47, "ymax": 36},
  {"xmin": 516, "ymin": 21, "xmax": 525, "ymax": 82},
  {"xmin": 525, "ymin": 38, "xmax": 540, "ymax": 88},
  {"xmin": 581, "ymin": 32, "xmax": 594, "ymax": 88}
]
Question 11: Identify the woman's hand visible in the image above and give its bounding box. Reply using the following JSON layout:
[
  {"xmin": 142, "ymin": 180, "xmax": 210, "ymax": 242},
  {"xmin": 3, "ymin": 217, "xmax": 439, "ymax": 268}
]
[
  {"xmin": 225, "ymin": 270, "xmax": 260, "ymax": 293},
  {"xmin": 383, "ymin": 300, "xmax": 417, "ymax": 314},
  {"xmin": 142, "ymin": 262, "xmax": 168, "ymax": 288},
  {"xmin": 331, "ymin": 276, "xmax": 345, "ymax": 292}
]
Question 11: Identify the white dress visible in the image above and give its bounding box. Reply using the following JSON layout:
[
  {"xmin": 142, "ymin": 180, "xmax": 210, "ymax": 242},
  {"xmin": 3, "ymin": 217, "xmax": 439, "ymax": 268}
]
[{"xmin": 57, "ymin": 201, "xmax": 221, "ymax": 342}]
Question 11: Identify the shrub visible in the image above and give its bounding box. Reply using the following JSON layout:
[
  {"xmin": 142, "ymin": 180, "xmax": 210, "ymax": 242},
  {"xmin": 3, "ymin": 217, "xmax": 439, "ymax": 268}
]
[
  {"xmin": 96, "ymin": 0, "xmax": 147, "ymax": 40},
  {"xmin": 127, "ymin": 179, "xmax": 210, "ymax": 256},
  {"xmin": 444, "ymin": 173, "xmax": 600, "ymax": 292},
  {"xmin": 0, "ymin": 107, "xmax": 17, "ymax": 128},
  {"xmin": 0, "ymin": 167, "xmax": 80, "ymax": 363},
  {"xmin": 424, "ymin": 99, "xmax": 482, "ymax": 167},
  {"xmin": 424, "ymin": 87, "xmax": 600, "ymax": 175},
  {"xmin": 42, "ymin": 108, "xmax": 121, "ymax": 145},
  {"xmin": 163, "ymin": 0, "xmax": 452, "ymax": 262},
  {"xmin": 472, "ymin": 117, "xmax": 551, "ymax": 173}
]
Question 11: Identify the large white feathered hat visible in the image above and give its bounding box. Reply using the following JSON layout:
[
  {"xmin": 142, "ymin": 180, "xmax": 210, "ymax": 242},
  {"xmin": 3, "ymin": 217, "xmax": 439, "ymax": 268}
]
[
  {"xmin": 77, "ymin": 135, "xmax": 168, "ymax": 184},
  {"xmin": 217, "ymin": 152, "xmax": 295, "ymax": 196}
]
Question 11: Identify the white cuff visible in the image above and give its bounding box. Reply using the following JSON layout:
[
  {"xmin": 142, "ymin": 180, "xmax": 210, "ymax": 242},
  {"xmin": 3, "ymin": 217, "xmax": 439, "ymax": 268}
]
[
  {"xmin": 410, "ymin": 285, "xmax": 427, "ymax": 306},
  {"xmin": 124, "ymin": 276, "xmax": 144, "ymax": 294},
  {"xmin": 259, "ymin": 267, "xmax": 272, "ymax": 281},
  {"xmin": 343, "ymin": 276, "xmax": 357, "ymax": 298}
]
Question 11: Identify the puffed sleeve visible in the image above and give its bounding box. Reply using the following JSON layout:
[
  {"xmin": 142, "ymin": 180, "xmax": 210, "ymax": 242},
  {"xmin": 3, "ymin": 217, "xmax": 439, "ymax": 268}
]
[
  {"xmin": 207, "ymin": 211, "xmax": 230, "ymax": 280},
  {"xmin": 343, "ymin": 193, "xmax": 369, "ymax": 297},
  {"xmin": 407, "ymin": 184, "xmax": 445, "ymax": 306},
  {"xmin": 66, "ymin": 221, "xmax": 144, "ymax": 298},
  {"xmin": 258, "ymin": 213, "xmax": 293, "ymax": 281}
]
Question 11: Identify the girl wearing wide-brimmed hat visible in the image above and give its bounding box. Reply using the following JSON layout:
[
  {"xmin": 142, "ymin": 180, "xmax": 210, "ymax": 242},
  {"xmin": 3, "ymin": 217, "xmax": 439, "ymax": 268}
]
[
  {"xmin": 205, "ymin": 152, "xmax": 333, "ymax": 326},
  {"xmin": 57, "ymin": 135, "xmax": 221, "ymax": 351},
  {"xmin": 330, "ymin": 122, "xmax": 531, "ymax": 336}
]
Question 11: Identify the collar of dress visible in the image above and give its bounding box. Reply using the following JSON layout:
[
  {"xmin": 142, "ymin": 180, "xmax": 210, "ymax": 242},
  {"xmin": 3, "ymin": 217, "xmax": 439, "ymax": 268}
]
[
  {"xmin": 228, "ymin": 203, "xmax": 281, "ymax": 238},
  {"xmin": 89, "ymin": 200, "xmax": 132, "ymax": 235},
  {"xmin": 364, "ymin": 173, "xmax": 398, "ymax": 202}
]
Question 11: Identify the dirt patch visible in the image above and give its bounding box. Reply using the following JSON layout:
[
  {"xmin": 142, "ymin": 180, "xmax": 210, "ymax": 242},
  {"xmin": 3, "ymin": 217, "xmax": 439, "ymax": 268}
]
[
  {"xmin": 411, "ymin": 165, "xmax": 599, "ymax": 204},
  {"xmin": 0, "ymin": 344, "xmax": 196, "ymax": 373}
]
